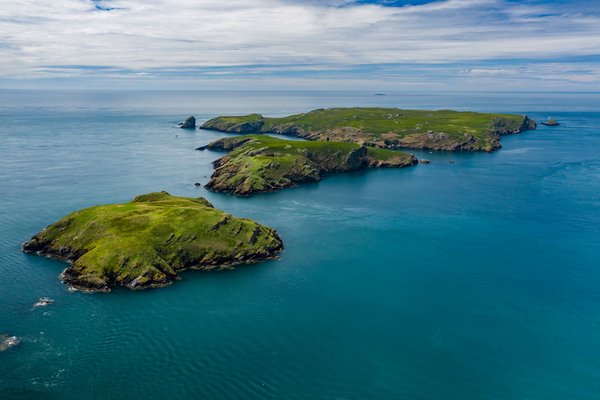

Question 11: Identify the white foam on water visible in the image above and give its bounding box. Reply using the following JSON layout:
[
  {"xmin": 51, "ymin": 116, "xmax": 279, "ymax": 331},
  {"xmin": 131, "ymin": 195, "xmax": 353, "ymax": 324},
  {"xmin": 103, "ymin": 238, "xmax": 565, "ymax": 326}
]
[
  {"xmin": 0, "ymin": 335, "xmax": 20, "ymax": 351},
  {"xmin": 33, "ymin": 297, "xmax": 54, "ymax": 308}
]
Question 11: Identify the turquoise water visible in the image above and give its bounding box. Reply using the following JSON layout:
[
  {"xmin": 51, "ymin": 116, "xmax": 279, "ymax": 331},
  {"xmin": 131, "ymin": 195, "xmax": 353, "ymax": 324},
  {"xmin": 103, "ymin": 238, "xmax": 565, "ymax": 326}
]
[{"xmin": 1, "ymin": 90, "xmax": 599, "ymax": 399}]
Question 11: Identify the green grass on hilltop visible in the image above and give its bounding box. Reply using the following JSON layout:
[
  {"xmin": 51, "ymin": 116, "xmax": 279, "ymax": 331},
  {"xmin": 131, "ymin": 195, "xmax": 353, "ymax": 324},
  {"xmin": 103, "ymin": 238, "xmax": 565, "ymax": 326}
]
[
  {"xmin": 201, "ymin": 107, "xmax": 536, "ymax": 151},
  {"xmin": 267, "ymin": 108, "xmax": 519, "ymax": 134},
  {"xmin": 23, "ymin": 192, "xmax": 283, "ymax": 291},
  {"xmin": 199, "ymin": 135, "xmax": 416, "ymax": 195}
]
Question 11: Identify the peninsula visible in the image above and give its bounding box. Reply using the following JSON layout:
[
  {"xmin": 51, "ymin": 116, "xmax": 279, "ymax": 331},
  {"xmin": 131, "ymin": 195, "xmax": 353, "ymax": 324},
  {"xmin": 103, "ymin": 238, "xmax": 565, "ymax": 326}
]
[
  {"xmin": 201, "ymin": 107, "xmax": 537, "ymax": 152},
  {"xmin": 23, "ymin": 192, "xmax": 283, "ymax": 292},
  {"xmin": 197, "ymin": 135, "xmax": 417, "ymax": 196}
]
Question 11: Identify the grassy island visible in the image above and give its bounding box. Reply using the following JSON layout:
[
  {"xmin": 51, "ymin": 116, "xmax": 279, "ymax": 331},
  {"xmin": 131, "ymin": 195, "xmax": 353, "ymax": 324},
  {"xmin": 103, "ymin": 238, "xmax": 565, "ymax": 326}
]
[
  {"xmin": 197, "ymin": 135, "xmax": 417, "ymax": 196},
  {"xmin": 201, "ymin": 107, "xmax": 537, "ymax": 152},
  {"xmin": 23, "ymin": 192, "xmax": 283, "ymax": 292}
]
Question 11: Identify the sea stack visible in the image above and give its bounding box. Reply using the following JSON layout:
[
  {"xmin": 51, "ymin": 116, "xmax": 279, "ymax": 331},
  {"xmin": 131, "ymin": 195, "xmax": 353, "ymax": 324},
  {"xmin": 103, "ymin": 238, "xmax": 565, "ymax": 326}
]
[{"xmin": 179, "ymin": 116, "xmax": 196, "ymax": 129}]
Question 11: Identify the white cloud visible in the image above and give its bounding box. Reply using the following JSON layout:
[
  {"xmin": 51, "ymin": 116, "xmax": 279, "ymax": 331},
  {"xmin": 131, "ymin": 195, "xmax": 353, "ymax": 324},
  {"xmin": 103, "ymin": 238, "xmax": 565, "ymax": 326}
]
[
  {"xmin": 0, "ymin": 0, "xmax": 599, "ymax": 89},
  {"xmin": 465, "ymin": 68, "xmax": 521, "ymax": 76}
]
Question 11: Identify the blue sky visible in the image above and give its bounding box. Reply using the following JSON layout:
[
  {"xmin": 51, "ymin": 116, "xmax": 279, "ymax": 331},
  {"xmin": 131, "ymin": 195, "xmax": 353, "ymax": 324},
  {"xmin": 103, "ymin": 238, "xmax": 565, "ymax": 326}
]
[{"xmin": 1, "ymin": 0, "xmax": 599, "ymax": 90}]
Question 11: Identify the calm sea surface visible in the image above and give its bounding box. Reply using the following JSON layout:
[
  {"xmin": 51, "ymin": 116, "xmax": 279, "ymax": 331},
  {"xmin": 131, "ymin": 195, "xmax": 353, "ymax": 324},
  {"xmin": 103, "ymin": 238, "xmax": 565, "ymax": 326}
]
[{"xmin": 1, "ymin": 90, "xmax": 599, "ymax": 399}]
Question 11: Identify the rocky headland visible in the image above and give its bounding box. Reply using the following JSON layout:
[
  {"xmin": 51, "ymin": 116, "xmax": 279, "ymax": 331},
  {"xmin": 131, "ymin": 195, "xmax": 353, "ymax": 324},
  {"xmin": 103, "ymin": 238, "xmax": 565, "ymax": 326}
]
[{"xmin": 197, "ymin": 135, "xmax": 417, "ymax": 196}]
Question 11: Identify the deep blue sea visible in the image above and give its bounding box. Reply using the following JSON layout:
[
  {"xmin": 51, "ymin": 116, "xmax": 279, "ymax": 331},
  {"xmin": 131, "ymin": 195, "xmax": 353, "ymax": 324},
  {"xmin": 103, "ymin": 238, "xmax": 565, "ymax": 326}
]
[{"xmin": 1, "ymin": 90, "xmax": 599, "ymax": 399}]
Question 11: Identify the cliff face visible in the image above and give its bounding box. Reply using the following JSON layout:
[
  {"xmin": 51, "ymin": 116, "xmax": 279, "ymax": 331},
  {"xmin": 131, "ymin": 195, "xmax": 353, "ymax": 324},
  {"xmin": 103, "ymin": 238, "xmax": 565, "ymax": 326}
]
[
  {"xmin": 204, "ymin": 113, "xmax": 265, "ymax": 133},
  {"xmin": 201, "ymin": 108, "xmax": 537, "ymax": 152},
  {"xmin": 23, "ymin": 192, "xmax": 283, "ymax": 292},
  {"xmin": 197, "ymin": 135, "xmax": 417, "ymax": 196}
]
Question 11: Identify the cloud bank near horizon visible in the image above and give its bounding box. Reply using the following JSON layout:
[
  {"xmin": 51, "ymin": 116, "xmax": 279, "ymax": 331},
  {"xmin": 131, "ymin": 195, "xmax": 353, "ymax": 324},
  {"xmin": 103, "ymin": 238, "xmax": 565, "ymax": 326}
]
[{"xmin": 1, "ymin": 0, "xmax": 599, "ymax": 90}]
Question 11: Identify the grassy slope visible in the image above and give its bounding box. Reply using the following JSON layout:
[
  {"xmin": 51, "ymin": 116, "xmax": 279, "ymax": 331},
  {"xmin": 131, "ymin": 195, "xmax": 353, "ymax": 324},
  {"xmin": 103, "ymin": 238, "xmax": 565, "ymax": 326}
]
[
  {"xmin": 263, "ymin": 108, "xmax": 521, "ymax": 134},
  {"xmin": 23, "ymin": 192, "xmax": 283, "ymax": 291},
  {"xmin": 201, "ymin": 107, "xmax": 536, "ymax": 151},
  {"xmin": 199, "ymin": 135, "xmax": 416, "ymax": 195}
]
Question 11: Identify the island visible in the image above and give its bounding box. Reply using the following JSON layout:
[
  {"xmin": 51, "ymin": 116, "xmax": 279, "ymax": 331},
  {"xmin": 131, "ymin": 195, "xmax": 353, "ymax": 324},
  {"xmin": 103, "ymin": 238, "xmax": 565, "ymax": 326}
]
[
  {"xmin": 201, "ymin": 107, "xmax": 537, "ymax": 152},
  {"xmin": 23, "ymin": 192, "xmax": 283, "ymax": 292},
  {"xmin": 196, "ymin": 135, "xmax": 417, "ymax": 196}
]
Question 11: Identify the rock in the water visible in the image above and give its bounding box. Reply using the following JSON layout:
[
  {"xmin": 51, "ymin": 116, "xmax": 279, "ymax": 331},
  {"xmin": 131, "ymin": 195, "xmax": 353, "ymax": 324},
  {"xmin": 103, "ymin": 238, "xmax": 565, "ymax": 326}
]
[
  {"xmin": 0, "ymin": 335, "xmax": 20, "ymax": 352},
  {"xmin": 541, "ymin": 119, "xmax": 560, "ymax": 126},
  {"xmin": 194, "ymin": 182, "xmax": 201, "ymax": 187},
  {"xmin": 33, "ymin": 297, "xmax": 54, "ymax": 308},
  {"xmin": 179, "ymin": 116, "xmax": 196, "ymax": 129},
  {"xmin": 419, "ymin": 159, "xmax": 431, "ymax": 164}
]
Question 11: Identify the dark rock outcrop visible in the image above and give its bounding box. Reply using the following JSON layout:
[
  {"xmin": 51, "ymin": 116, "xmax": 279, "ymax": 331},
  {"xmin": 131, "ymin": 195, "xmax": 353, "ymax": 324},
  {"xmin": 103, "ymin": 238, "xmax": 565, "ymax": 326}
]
[
  {"xmin": 541, "ymin": 119, "xmax": 560, "ymax": 126},
  {"xmin": 179, "ymin": 116, "xmax": 196, "ymax": 129}
]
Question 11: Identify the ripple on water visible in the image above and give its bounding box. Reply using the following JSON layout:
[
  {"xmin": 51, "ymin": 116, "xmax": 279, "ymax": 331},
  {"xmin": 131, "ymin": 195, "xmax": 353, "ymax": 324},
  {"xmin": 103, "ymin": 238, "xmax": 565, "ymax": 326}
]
[{"xmin": 3, "ymin": 95, "xmax": 600, "ymax": 399}]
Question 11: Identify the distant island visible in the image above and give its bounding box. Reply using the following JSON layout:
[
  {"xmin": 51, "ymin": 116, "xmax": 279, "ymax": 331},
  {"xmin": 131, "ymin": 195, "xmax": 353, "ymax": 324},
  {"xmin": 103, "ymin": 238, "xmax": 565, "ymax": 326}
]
[
  {"xmin": 197, "ymin": 135, "xmax": 417, "ymax": 196},
  {"xmin": 201, "ymin": 107, "xmax": 537, "ymax": 152},
  {"xmin": 23, "ymin": 192, "xmax": 283, "ymax": 292}
]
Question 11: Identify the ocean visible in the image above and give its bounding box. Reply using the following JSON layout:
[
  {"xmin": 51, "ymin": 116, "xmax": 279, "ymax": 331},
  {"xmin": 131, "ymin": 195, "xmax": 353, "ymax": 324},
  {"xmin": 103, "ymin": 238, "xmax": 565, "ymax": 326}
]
[{"xmin": 1, "ymin": 90, "xmax": 599, "ymax": 399}]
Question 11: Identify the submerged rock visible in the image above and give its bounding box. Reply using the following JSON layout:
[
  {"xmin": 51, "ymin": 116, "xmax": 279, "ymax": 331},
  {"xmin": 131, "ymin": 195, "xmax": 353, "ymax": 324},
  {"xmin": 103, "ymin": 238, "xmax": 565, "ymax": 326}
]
[
  {"xmin": 33, "ymin": 297, "xmax": 54, "ymax": 308},
  {"xmin": 23, "ymin": 191, "xmax": 283, "ymax": 292},
  {"xmin": 0, "ymin": 335, "xmax": 20, "ymax": 352},
  {"xmin": 419, "ymin": 159, "xmax": 431, "ymax": 164},
  {"xmin": 178, "ymin": 116, "xmax": 196, "ymax": 129}
]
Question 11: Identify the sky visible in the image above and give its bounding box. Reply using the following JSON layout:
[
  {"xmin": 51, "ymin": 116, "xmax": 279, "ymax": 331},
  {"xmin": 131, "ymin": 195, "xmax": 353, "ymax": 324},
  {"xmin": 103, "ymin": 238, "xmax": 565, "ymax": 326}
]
[{"xmin": 1, "ymin": 0, "xmax": 600, "ymax": 91}]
